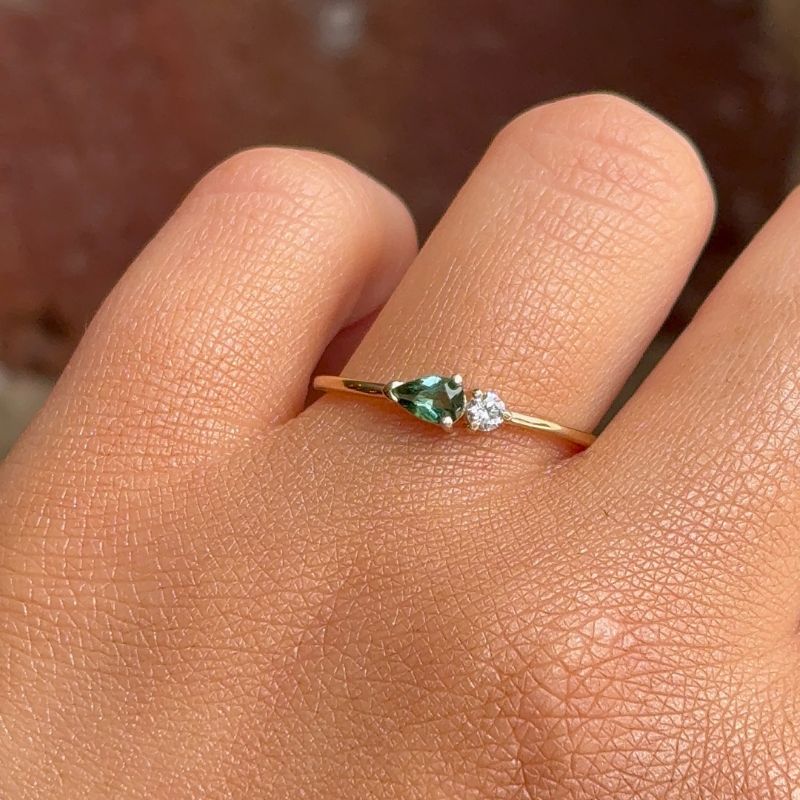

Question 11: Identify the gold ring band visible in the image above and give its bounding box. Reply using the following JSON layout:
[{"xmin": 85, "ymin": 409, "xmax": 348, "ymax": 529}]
[{"xmin": 313, "ymin": 373, "xmax": 595, "ymax": 449}]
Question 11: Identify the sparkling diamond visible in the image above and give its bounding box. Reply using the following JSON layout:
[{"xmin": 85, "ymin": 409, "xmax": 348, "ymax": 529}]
[{"xmin": 465, "ymin": 390, "xmax": 506, "ymax": 432}]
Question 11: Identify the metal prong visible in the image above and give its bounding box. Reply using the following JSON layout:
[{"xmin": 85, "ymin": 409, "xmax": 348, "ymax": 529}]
[
  {"xmin": 383, "ymin": 380, "xmax": 402, "ymax": 401},
  {"xmin": 452, "ymin": 374, "xmax": 463, "ymax": 386},
  {"xmin": 441, "ymin": 416, "xmax": 454, "ymax": 432},
  {"xmin": 472, "ymin": 388, "xmax": 484, "ymax": 399}
]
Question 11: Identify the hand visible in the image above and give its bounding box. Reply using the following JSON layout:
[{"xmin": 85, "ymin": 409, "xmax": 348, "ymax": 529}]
[{"xmin": 2, "ymin": 93, "xmax": 796, "ymax": 798}]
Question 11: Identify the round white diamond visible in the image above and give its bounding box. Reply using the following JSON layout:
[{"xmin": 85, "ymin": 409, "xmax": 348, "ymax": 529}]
[{"xmin": 465, "ymin": 390, "xmax": 506, "ymax": 432}]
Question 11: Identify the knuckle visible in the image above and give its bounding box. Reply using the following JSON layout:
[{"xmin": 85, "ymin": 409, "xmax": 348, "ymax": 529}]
[
  {"xmin": 494, "ymin": 592, "xmax": 688, "ymax": 796},
  {"xmin": 491, "ymin": 92, "xmax": 714, "ymax": 228},
  {"xmin": 191, "ymin": 146, "xmax": 375, "ymax": 232},
  {"xmin": 490, "ymin": 567, "xmax": 799, "ymax": 799}
]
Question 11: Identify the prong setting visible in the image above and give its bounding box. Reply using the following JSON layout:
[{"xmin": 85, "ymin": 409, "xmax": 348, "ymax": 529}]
[
  {"xmin": 384, "ymin": 380, "xmax": 402, "ymax": 401},
  {"xmin": 465, "ymin": 389, "xmax": 507, "ymax": 432}
]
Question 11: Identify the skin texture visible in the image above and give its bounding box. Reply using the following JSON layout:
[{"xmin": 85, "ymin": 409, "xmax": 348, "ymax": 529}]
[
  {"xmin": 2, "ymin": 1, "xmax": 795, "ymax": 378},
  {"xmin": 1, "ymin": 93, "xmax": 800, "ymax": 797}
]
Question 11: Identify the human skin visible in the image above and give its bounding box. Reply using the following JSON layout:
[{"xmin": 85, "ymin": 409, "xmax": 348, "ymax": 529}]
[
  {"xmin": 1, "ymin": 92, "xmax": 799, "ymax": 797},
  {"xmin": 1, "ymin": 1, "xmax": 793, "ymax": 377}
]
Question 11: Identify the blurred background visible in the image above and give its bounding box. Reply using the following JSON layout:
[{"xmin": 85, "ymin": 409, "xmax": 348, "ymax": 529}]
[{"xmin": 1, "ymin": 0, "xmax": 799, "ymax": 453}]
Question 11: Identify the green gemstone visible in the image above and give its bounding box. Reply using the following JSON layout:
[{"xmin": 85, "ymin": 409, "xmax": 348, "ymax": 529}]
[{"xmin": 389, "ymin": 375, "xmax": 465, "ymax": 426}]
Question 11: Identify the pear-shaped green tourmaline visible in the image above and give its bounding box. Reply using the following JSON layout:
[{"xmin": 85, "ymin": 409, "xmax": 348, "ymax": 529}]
[{"xmin": 390, "ymin": 375, "xmax": 465, "ymax": 426}]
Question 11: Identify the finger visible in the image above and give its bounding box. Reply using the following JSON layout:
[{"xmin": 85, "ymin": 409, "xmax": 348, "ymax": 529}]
[
  {"xmin": 594, "ymin": 186, "xmax": 800, "ymax": 635},
  {"xmin": 313, "ymin": 94, "xmax": 714, "ymax": 464},
  {"xmin": 17, "ymin": 149, "xmax": 417, "ymax": 467},
  {"xmin": 311, "ymin": 311, "xmax": 380, "ymax": 389}
]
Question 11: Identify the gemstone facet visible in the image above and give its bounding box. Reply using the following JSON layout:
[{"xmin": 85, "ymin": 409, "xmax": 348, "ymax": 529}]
[
  {"xmin": 389, "ymin": 375, "xmax": 465, "ymax": 427},
  {"xmin": 465, "ymin": 389, "xmax": 506, "ymax": 432}
]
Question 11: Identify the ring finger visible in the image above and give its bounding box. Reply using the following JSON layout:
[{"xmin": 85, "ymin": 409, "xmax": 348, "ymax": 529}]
[{"xmin": 308, "ymin": 93, "xmax": 714, "ymax": 470}]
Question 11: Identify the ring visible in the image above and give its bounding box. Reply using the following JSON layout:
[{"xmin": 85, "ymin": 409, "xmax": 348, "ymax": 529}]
[{"xmin": 313, "ymin": 373, "xmax": 596, "ymax": 449}]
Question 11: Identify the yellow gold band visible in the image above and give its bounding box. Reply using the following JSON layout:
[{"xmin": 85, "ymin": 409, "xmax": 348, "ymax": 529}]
[{"xmin": 313, "ymin": 374, "xmax": 595, "ymax": 449}]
